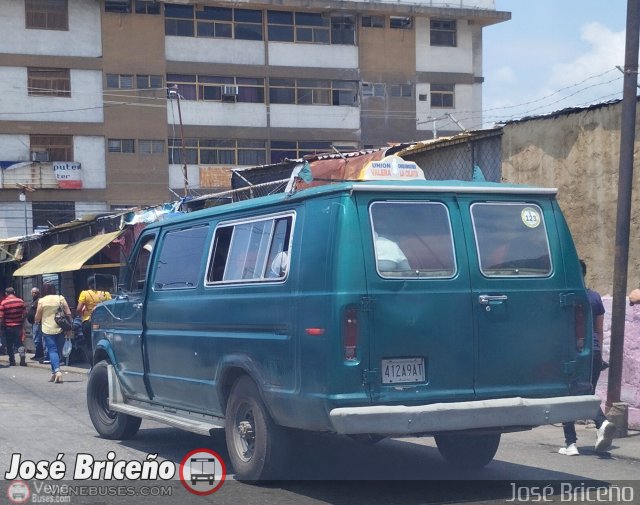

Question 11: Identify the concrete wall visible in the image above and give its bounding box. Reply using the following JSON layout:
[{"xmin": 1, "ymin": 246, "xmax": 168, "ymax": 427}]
[
  {"xmin": 500, "ymin": 101, "xmax": 640, "ymax": 429},
  {"xmin": 501, "ymin": 102, "xmax": 631, "ymax": 296}
]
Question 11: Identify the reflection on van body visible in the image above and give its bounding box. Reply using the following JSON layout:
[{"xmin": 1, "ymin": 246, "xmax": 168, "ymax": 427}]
[{"xmin": 87, "ymin": 180, "xmax": 601, "ymax": 480}]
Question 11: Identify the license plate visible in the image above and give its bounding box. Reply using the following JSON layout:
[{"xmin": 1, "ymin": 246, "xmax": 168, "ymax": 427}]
[{"xmin": 381, "ymin": 358, "xmax": 425, "ymax": 384}]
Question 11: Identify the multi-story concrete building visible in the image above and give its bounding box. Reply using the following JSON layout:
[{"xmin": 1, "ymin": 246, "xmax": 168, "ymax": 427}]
[{"xmin": 0, "ymin": 0, "xmax": 509, "ymax": 238}]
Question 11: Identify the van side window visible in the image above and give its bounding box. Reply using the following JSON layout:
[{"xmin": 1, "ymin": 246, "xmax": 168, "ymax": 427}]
[
  {"xmin": 370, "ymin": 202, "xmax": 456, "ymax": 278},
  {"xmin": 207, "ymin": 214, "xmax": 293, "ymax": 284},
  {"xmin": 129, "ymin": 235, "xmax": 155, "ymax": 291},
  {"xmin": 471, "ymin": 203, "xmax": 552, "ymax": 277},
  {"xmin": 153, "ymin": 226, "xmax": 209, "ymax": 290}
]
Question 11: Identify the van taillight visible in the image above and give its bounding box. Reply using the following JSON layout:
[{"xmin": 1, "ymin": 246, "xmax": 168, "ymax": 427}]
[
  {"xmin": 343, "ymin": 307, "xmax": 358, "ymax": 360},
  {"xmin": 574, "ymin": 304, "xmax": 586, "ymax": 351}
]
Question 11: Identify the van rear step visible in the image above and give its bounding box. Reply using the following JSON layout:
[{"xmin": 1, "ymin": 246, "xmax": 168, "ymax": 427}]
[{"xmin": 107, "ymin": 365, "xmax": 224, "ymax": 436}]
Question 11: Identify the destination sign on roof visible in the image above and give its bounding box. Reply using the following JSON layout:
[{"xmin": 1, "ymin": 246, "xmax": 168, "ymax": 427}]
[{"xmin": 359, "ymin": 155, "xmax": 425, "ymax": 181}]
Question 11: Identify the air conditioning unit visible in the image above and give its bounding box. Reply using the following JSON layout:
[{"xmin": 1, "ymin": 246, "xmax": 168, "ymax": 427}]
[
  {"xmin": 31, "ymin": 150, "xmax": 49, "ymax": 162},
  {"xmin": 222, "ymin": 85, "xmax": 239, "ymax": 96}
]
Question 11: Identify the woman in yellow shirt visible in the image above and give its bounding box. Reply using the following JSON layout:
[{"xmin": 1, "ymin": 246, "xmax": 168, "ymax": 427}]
[
  {"xmin": 76, "ymin": 275, "xmax": 112, "ymax": 355},
  {"xmin": 35, "ymin": 282, "xmax": 72, "ymax": 383}
]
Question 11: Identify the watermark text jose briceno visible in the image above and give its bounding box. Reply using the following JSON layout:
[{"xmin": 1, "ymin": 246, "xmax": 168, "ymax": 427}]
[
  {"xmin": 507, "ymin": 482, "xmax": 635, "ymax": 502},
  {"xmin": 5, "ymin": 452, "xmax": 175, "ymax": 481}
]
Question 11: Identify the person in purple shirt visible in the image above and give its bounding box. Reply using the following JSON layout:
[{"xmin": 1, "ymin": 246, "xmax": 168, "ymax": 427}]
[{"xmin": 559, "ymin": 260, "xmax": 615, "ymax": 455}]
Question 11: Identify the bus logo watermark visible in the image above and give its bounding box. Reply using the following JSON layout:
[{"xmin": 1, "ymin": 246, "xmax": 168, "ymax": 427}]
[{"xmin": 179, "ymin": 449, "xmax": 226, "ymax": 496}]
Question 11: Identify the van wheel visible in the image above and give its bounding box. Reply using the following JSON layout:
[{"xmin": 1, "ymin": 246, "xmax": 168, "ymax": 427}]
[
  {"xmin": 87, "ymin": 360, "xmax": 141, "ymax": 440},
  {"xmin": 434, "ymin": 433, "xmax": 500, "ymax": 469},
  {"xmin": 225, "ymin": 376, "xmax": 289, "ymax": 481}
]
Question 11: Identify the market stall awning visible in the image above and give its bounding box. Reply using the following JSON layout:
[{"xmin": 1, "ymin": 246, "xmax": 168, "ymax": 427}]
[{"xmin": 13, "ymin": 230, "xmax": 123, "ymax": 276}]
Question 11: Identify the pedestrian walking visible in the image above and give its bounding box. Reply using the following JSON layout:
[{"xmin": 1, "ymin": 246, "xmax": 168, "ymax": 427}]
[
  {"xmin": 26, "ymin": 287, "xmax": 45, "ymax": 361},
  {"xmin": 558, "ymin": 260, "xmax": 615, "ymax": 455},
  {"xmin": 76, "ymin": 275, "xmax": 111, "ymax": 358},
  {"xmin": 0, "ymin": 287, "xmax": 27, "ymax": 366},
  {"xmin": 35, "ymin": 282, "xmax": 72, "ymax": 383}
]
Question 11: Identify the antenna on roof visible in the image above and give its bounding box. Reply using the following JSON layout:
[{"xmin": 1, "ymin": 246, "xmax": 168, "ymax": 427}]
[
  {"xmin": 446, "ymin": 113, "xmax": 467, "ymax": 133},
  {"xmin": 331, "ymin": 145, "xmax": 347, "ymax": 160}
]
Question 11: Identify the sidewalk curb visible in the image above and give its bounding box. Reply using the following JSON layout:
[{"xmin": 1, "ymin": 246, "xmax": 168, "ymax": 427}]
[{"xmin": 0, "ymin": 353, "xmax": 89, "ymax": 375}]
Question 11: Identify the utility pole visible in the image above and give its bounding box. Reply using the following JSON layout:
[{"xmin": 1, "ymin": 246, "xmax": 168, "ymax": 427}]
[
  {"xmin": 169, "ymin": 86, "xmax": 189, "ymax": 197},
  {"xmin": 607, "ymin": 0, "xmax": 640, "ymax": 434}
]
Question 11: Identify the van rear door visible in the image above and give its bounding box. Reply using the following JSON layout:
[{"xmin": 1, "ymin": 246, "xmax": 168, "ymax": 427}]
[
  {"xmin": 459, "ymin": 197, "xmax": 577, "ymax": 398},
  {"xmin": 355, "ymin": 194, "xmax": 476, "ymax": 404}
]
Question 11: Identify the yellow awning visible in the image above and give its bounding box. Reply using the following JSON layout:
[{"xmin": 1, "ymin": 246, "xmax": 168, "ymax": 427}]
[{"xmin": 13, "ymin": 230, "xmax": 123, "ymax": 276}]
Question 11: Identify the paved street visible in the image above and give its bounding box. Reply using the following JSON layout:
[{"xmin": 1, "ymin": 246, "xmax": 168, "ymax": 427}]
[{"xmin": 1, "ymin": 360, "xmax": 639, "ymax": 504}]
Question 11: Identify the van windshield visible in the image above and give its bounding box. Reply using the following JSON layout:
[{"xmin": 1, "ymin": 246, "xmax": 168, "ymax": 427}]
[
  {"xmin": 370, "ymin": 201, "xmax": 456, "ymax": 278},
  {"xmin": 471, "ymin": 202, "xmax": 552, "ymax": 277}
]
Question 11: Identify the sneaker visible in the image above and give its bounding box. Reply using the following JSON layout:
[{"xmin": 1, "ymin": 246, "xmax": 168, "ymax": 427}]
[
  {"xmin": 559, "ymin": 443, "xmax": 579, "ymax": 456},
  {"xmin": 31, "ymin": 355, "xmax": 44, "ymax": 361},
  {"xmin": 40, "ymin": 359, "xmax": 51, "ymax": 364},
  {"xmin": 595, "ymin": 420, "xmax": 615, "ymax": 453}
]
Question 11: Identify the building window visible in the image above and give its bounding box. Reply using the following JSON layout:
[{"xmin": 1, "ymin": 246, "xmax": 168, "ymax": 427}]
[
  {"xmin": 108, "ymin": 139, "xmax": 135, "ymax": 153},
  {"xmin": 269, "ymin": 79, "xmax": 357, "ymax": 106},
  {"xmin": 362, "ymin": 15, "xmax": 384, "ymax": 28},
  {"xmin": 196, "ymin": 6, "xmax": 232, "ymax": 38},
  {"xmin": 105, "ymin": 0, "xmax": 131, "ymax": 13},
  {"xmin": 331, "ymin": 15, "xmax": 355, "ymax": 44},
  {"xmin": 270, "ymin": 140, "xmax": 332, "ymax": 164},
  {"xmin": 32, "ymin": 201, "xmax": 75, "ymax": 229},
  {"xmin": 30, "ymin": 134, "xmax": 73, "ymax": 161},
  {"xmin": 233, "ymin": 8, "xmax": 263, "ymax": 40},
  {"xmin": 390, "ymin": 16, "xmax": 412, "ymax": 29},
  {"xmin": 136, "ymin": 74, "xmax": 163, "ymax": 89},
  {"xmin": 267, "ymin": 11, "xmax": 355, "ymax": 45},
  {"xmin": 135, "ymin": 0, "xmax": 160, "ymax": 14},
  {"xmin": 28, "ymin": 68, "xmax": 70, "ymax": 97},
  {"xmin": 166, "ymin": 5, "xmax": 263, "ymax": 40},
  {"xmin": 139, "ymin": 140, "xmax": 165, "ymax": 155},
  {"xmin": 430, "ymin": 83, "xmax": 455, "ymax": 108},
  {"xmin": 25, "ymin": 0, "xmax": 68, "ymax": 30},
  {"xmin": 106, "ymin": 74, "xmax": 134, "ymax": 89},
  {"xmin": 169, "ymin": 139, "xmax": 266, "ymax": 166},
  {"xmin": 390, "ymin": 84, "xmax": 412, "ymax": 98},
  {"xmin": 165, "ymin": 4, "xmax": 195, "ymax": 36},
  {"xmin": 362, "ymin": 82, "xmax": 386, "ymax": 97},
  {"xmin": 431, "ymin": 19, "xmax": 457, "ymax": 47},
  {"xmin": 166, "ymin": 74, "xmax": 265, "ymax": 103},
  {"xmin": 332, "ymin": 80, "xmax": 358, "ymax": 105}
]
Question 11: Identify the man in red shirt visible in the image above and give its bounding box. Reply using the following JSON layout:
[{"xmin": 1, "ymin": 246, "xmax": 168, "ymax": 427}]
[{"xmin": 0, "ymin": 287, "xmax": 27, "ymax": 366}]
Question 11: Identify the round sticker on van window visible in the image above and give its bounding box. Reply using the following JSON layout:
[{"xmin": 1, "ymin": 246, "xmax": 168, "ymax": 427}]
[{"xmin": 521, "ymin": 207, "xmax": 541, "ymax": 228}]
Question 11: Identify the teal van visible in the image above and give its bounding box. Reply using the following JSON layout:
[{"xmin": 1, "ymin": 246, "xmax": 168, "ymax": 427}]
[{"xmin": 87, "ymin": 178, "xmax": 600, "ymax": 480}]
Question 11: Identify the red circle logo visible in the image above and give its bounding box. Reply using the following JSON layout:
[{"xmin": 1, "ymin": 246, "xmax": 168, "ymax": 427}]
[
  {"xmin": 179, "ymin": 448, "xmax": 227, "ymax": 495},
  {"xmin": 7, "ymin": 480, "xmax": 30, "ymax": 504}
]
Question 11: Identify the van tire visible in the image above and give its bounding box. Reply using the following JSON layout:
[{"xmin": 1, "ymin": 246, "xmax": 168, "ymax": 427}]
[
  {"xmin": 87, "ymin": 360, "xmax": 141, "ymax": 440},
  {"xmin": 434, "ymin": 433, "xmax": 501, "ymax": 469},
  {"xmin": 225, "ymin": 376, "xmax": 289, "ymax": 481}
]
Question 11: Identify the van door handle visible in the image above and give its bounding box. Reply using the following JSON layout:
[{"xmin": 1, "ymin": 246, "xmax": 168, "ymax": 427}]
[{"xmin": 479, "ymin": 294, "xmax": 508, "ymax": 305}]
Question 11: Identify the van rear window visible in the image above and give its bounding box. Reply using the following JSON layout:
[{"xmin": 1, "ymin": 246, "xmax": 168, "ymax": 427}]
[
  {"xmin": 471, "ymin": 202, "xmax": 552, "ymax": 277},
  {"xmin": 207, "ymin": 214, "xmax": 293, "ymax": 284},
  {"xmin": 370, "ymin": 202, "xmax": 456, "ymax": 278}
]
